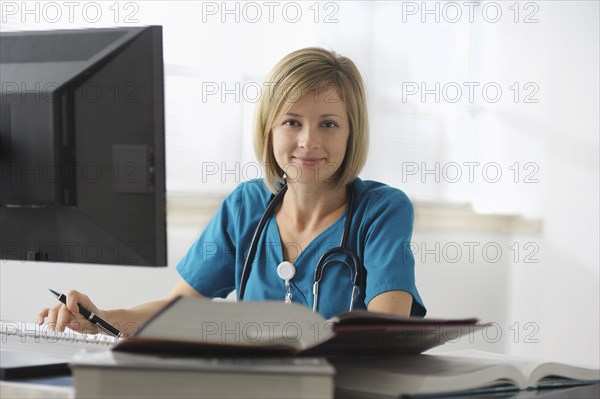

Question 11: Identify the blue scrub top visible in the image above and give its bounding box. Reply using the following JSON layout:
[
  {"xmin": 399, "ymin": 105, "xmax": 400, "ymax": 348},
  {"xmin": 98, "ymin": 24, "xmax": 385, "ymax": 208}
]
[{"xmin": 176, "ymin": 178, "xmax": 426, "ymax": 319}]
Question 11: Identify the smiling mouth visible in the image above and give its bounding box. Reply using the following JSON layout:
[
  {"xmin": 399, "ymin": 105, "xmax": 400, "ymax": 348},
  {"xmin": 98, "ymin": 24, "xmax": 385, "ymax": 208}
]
[{"xmin": 293, "ymin": 157, "xmax": 324, "ymax": 166}]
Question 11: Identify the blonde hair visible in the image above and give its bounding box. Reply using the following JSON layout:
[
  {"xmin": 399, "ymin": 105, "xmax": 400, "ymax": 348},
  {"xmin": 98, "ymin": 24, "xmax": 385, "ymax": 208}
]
[{"xmin": 253, "ymin": 47, "xmax": 369, "ymax": 193}]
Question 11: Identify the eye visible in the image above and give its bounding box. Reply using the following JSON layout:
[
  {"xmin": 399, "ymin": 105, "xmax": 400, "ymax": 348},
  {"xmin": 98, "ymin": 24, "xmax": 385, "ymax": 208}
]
[
  {"xmin": 282, "ymin": 119, "xmax": 301, "ymax": 127},
  {"xmin": 321, "ymin": 120, "xmax": 338, "ymax": 128}
]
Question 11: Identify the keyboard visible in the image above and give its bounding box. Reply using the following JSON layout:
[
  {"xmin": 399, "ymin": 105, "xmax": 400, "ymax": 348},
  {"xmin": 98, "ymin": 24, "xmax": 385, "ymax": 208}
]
[
  {"xmin": 0, "ymin": 320, "xmax": 118, "ymax": 380},
  {"xmin": 1, "ymin": 321, "xmax": 120, "ymax": 346}
]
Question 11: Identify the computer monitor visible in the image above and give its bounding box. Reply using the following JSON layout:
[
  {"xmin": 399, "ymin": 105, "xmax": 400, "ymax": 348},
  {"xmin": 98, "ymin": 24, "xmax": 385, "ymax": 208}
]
[{"xmin": 0, "ymin": 26, "xmax": 167, "ymax": 266}]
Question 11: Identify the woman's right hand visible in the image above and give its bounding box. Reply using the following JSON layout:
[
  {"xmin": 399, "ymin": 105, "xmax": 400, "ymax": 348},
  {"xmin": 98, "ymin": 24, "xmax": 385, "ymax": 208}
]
[
  {"xmin": 37, "ymin": 290, "xmax": 105, "ymax": 335},
  {"xmin": 36, "ymin": 278, "xmax": 205, "ymax": 337}
]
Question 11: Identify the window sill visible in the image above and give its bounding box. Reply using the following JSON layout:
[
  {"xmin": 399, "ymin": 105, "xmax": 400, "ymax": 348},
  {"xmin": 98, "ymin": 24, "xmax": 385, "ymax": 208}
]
[
  {"xmin": 167, "ymin": 194, "xmax": 542, "ymax": 234},
  {"xmin": 414, "ymin": 202, "xmax": 542, "ymax": 234}
]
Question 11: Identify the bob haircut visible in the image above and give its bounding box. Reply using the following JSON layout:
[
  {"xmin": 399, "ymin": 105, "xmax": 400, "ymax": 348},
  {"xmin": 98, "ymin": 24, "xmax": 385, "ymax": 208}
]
[{"xmin": 253, "ymin": 47, "xmax": 369, "ymax": 194}]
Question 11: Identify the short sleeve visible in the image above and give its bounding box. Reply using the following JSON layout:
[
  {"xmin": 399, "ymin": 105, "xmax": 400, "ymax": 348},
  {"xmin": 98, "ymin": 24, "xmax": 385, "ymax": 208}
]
[
  {"xmin": 362, "ymin": 190, "xmax": 426, "ymax": 316},
  {"xmin": 175, "ymin": 185, "xmax": 242, "ymax": 298}
]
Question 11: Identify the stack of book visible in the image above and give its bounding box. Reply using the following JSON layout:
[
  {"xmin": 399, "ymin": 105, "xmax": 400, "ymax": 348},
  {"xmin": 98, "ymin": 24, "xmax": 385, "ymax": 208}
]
[
  {"xmin": 69, "ymin": 298, "xmax": 483, "ymax": 398},
  {"xmin": 62, "ymin": 298, "xmax": 599, "ymax": 398}
]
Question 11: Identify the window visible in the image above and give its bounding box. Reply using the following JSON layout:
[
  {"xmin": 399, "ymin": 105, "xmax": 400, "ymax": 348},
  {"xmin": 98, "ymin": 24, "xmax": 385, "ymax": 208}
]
[{"xmin": 2, "ymin": 1, "xmax": 486, "ymax": 205}]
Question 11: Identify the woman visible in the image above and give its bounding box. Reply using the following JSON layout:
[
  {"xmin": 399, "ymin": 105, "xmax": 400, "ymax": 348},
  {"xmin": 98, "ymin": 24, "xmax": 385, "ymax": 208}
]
[{"xmin": 39, "ymin": 47, "xmax": 426, "ymax": 336}]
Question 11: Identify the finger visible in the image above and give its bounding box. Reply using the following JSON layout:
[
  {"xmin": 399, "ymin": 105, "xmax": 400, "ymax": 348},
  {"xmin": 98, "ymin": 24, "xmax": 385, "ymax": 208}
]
[
  {"xmin": 37, "ymin": 308, "xmax": 50, "ymax": 325},
  {"xmin": 56, "ymin": 305, "xmax": 75, "ymax": 332},
  {"xmin": 65, "ymin": 289, "xmax": 100, "ymax": 317},
  {"xmin": 46, "ymin": 303, "xmax": 62, "ymax": 331},
  {"xmin": 65, "ymin": 289, "xmax": 84, "ymax": 317}
]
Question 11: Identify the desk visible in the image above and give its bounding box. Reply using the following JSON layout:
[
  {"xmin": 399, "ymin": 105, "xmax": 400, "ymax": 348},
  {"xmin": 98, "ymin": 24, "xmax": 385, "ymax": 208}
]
[
  {"xmin": 1, "ymin": 377, "xmax": 73, "ymax": 398},
  {"xmin": 2, "ymin": 378, "xmax": 599, "ymax": 399},
  {"xmin": 1, "ymin": 335, "xmax": 599, "ymax": 399}
]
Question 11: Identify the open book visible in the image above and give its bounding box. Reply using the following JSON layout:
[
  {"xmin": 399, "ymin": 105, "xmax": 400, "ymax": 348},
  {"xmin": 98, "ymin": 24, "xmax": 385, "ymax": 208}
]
[
  {"xmin": 114, "ymin": 297, "xmax": 485, "ymax": 356},
  {"xmin": 331, "ymin": 349, "xmax": 600, "ymax": 398}
]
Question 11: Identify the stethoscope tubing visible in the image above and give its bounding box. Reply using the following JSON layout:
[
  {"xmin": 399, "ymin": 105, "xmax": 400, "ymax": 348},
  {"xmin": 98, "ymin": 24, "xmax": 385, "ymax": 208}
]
[
  {"xmin": 238, "ymin": 184, "xmax": 288, "ymax": 301},
  {"xmin": 238, "ymin": 182, "xmax": 362, "ymax": 312}
]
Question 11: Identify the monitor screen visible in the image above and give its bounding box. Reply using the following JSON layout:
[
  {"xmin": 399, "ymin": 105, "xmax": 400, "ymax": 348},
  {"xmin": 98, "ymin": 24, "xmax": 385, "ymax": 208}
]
[{"xmin": 0, "ymin": 26, "xmax": 167, "ymax": 266}]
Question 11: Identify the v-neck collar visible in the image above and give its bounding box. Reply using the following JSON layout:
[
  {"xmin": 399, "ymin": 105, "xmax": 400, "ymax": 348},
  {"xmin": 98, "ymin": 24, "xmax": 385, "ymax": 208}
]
[{"xmin": 267, "ymin": 207, "xmax": 348, "ymax": 267}]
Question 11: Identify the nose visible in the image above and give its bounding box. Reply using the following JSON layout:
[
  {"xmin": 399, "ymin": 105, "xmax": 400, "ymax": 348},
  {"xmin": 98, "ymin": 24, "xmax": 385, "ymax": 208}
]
[{"xmin": 298, "ymin": 125, "xmax": 320, "ymax": 150}]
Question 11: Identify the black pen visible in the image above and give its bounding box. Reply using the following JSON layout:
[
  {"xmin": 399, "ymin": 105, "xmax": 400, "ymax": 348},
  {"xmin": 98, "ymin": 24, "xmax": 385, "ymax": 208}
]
[{"xmin": 49, "ymin": 289, "xmax": 123, "ymax": 338}]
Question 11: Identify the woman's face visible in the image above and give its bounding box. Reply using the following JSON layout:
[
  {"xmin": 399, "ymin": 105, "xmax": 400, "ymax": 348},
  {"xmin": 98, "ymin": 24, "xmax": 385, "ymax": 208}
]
[{"xmin": 271, "ymin": 87, "xmax": 350, "ymax": 186}]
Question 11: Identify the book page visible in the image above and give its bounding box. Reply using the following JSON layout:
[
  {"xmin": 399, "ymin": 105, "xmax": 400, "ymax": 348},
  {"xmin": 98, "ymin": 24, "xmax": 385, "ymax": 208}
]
[
  {"xmin": 429, "ymin": 350, "xmax": 600, "ymax": 388},
  {"xmin": 331, "ymin": 353, "xmax": 526, "ymax": 396},
  {"xmin": 530, "ymin": 363, "xmax": 600, "ymax": 386},
  {"xmin": 132, "ymin": 298, "xmax": 331, "ymax": 351},
  {"xmin": 73, "ymin": 349, "xmax": 334, "ymax": 376}
]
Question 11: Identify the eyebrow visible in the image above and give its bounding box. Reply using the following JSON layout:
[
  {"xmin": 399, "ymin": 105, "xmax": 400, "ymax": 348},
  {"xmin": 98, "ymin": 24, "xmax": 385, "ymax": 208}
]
[{"xmin": 285, "ymin": 113, "xmax": 341, "ymax": 118}]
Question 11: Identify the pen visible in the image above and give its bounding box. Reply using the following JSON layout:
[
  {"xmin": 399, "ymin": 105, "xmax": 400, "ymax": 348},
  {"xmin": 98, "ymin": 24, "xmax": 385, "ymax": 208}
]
[{"xmin": 49, "ymin": 289, "xmax": 123, "ymax": 338}]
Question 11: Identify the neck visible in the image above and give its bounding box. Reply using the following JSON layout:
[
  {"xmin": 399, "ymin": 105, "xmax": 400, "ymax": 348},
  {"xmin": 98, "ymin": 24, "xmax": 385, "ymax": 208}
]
[{"xmin": 280, "ymin": 182, "xmax": 348, "ymax": 231}]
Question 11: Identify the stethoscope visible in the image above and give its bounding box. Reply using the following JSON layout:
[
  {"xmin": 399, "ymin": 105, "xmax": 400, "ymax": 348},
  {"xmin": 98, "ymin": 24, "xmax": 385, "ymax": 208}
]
[{"xmin": 237, "ymin": 182, "xmax": 363, "ymax": 312}]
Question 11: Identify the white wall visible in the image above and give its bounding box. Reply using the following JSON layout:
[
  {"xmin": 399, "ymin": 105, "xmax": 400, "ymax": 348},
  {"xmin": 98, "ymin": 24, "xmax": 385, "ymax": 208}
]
[
  {"xmin": 475, "ymin": 1, "xmax": 600, "ymax": 368},
  {"xmin": 0, "ymin": 219, "xmax": 192, "ymax": 318}
]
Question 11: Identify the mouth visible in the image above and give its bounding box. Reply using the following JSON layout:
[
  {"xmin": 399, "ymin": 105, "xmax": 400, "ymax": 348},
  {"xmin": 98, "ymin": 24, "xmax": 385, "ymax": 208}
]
[{"xmin": 293, "ymin": 157, "xmax": 324, "ymax": 167}]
